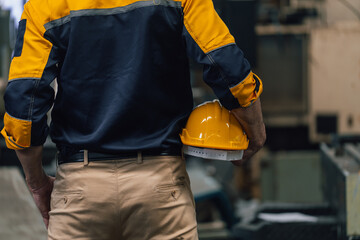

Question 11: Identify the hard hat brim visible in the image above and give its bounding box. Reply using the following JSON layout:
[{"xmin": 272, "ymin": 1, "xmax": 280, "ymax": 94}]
[{"xmin": 183, "ymin": 145, "xmax": 244, "ymax": 161}]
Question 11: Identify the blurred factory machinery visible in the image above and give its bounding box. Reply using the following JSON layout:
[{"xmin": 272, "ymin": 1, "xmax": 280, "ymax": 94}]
[
  {"xmin": 193, "ymin": 0, "xmax": 360, "ymax": 149},
  {"xmin": 188, "ymin": 0, "xmax": 360, "ymax": 239},
  {"xmin": 1, "ymin": 0, "xmax": 360, "ymax": 240},
  {"xmin": 0, "ymin": 7, "xmax": 14, "ymax": 114}
]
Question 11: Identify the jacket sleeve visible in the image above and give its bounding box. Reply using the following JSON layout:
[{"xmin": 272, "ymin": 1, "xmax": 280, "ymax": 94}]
[
  {"xmin": 181, "ymin": 0, "xmax": 263, "ymax": 110},
  {"xmin": 1, "ymin": 2, "xmax": 58, "ymax": 150}
]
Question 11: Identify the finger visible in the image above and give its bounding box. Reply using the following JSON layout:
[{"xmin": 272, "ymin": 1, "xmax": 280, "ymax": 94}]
[
  {"xmin": 42, "ymin": 210, "xmax": 50, "ymax": 227},
  {"xmin": 43, "ymin": 217, "xmax": 49, "ymax": 229}
]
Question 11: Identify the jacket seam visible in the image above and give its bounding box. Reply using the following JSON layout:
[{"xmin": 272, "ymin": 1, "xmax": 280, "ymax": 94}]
[
  {"xmin": 5, "ymin": 112, "xmax": 32, "ymax": 122},
  {"xmin": 183, "ymin": 18, "xmax": 235, "ymax": 54},
  {"xmin": 8, "ymin": 77, "xmax": 41, "ymax": 82},
  {"xmin": 206, "ymin": 53, "xmax": 230, "ymax": 86},
  {"xmin": 230, "ymin": 71, "xmax": 252, "ymax": 89},
  {"xmin": 206, "ymin": 43, "xmax": 236, "ymax": 54},
  {"xmin": 28, "ymin": 78, "xmax": 41, "ymax": 121}
]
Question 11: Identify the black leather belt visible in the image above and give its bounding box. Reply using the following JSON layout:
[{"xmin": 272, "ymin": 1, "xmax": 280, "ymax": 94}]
[{"xmin": 57, "ymin": 149, "xmax": 182, "ymax": 165}]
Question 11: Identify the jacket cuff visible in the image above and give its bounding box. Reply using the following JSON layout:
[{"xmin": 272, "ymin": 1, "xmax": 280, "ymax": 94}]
[
  {"xmin": 1, "ymin": 112, "xmax": 32, "ymax": 150},
  {"xmin": 230, "ymin": 71, "xmax": 263, "ymax": 108}
]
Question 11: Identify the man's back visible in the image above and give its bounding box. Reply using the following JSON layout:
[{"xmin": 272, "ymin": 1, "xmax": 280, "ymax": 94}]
[
  {"xmin": 47, "ymin": 0, "xmax": 194, "ymax": 152},
  {"xmin": 8, "ymin": 0, "xmax": 194, "ymax": 152},
  {"xmin": 4, "ymin": 0, "xmax": 253, "ymax": 153}
]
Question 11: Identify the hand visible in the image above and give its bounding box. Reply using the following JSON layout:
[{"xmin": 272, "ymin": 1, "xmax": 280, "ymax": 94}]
[
  {"xmin": 15, "ymin": 146, "xmax": 54, "ymax": 228},
  {"xmin": 230, "ymin": 99, "xmax": 266, "ymax": 166},
  {"xmin": 27, "ymin": 175, "xmax": 55, "ymax": 228},
  {"xmin": 237, "ymin": 126, "xmax": 265, "ymax": 162}
]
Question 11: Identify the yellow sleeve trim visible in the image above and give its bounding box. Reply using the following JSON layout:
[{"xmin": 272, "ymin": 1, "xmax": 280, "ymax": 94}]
[
  {"xmin": 1, "ymin": 113, "xmax": 32, "ymax": 150},
  {"xmin": 8, "ymin": 2, "xmax": 53, "ymax": 81},
  {"xmin": 183, "ymin": 0, "xmax": 235, "ymax": 54},
  {"xmin": 230, "ymin": 72, "xmax": 263, "ymax": 108}
]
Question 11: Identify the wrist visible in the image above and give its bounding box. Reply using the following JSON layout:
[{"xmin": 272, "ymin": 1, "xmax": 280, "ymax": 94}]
[{"xmin": 26, "ymin": 171, "xmax": 48, "ymax": 191}]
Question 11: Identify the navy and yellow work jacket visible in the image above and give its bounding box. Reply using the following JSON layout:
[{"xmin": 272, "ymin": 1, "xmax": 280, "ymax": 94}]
[{"xmin": 1, "ymin": 0, "xmax": 263, "ymax": 153}]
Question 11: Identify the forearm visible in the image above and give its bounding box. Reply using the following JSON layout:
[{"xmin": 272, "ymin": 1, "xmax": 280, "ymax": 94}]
[
  {"xmin": 16, "ymin": 145, "xmax": 54, "ymax": 228},
  {"xmin": 15, "ymin": 145, "xmax": 46, "ymax": 189}
]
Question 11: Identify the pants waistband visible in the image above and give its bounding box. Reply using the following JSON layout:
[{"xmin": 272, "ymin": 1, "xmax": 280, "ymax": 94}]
[{"xmin": 57, "ymin": 149, "xmax": 182, "ymax": 165}]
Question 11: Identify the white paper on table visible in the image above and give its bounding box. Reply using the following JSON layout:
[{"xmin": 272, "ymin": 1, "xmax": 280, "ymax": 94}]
[{"xmin": 258, "ymin": 212, "xmax": 318, "ymax": 223}]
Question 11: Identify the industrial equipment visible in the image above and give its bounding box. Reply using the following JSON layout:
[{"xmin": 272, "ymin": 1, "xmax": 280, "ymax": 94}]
[
  {"xmin": 321, "ymin": 138, "xmax": 360, "ymax": 238},
  {"xmin": 309, "ymin": 23, "xmax": 360, "ymax": 143},
  {"xmin": 233, "ymin": 137, "xmax": 360, "ymax": 240},
  {"xmin": 247, "ymin": 1, "xmax": 360, "ymax": 146}
]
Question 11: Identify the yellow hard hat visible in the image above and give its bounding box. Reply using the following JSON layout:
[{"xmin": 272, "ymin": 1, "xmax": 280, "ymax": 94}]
[{"xmin": 180, "ymin": 100, "xmax": 249, "ymax": 151}]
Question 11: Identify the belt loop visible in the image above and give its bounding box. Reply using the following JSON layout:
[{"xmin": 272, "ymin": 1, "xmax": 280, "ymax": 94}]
[
  {"xmin": 84, "ymin": 150, "xmax": 89, "ymax": 166},
  {"xmin": 137, "ymin": 151, "xmax": 143, "ymax": 164}
]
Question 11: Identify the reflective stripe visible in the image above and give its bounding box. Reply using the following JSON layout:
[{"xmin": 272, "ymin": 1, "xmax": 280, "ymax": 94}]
[
  {"xmin": 206, "ymin": 43, "xmax": 236, "ymax": 55},
  {"xmin": 44, "ymin": 0, "xmax": 182, "ymax": 30},
  {"xmin": 8, "ymin": 137, "xmax": 26, "ymax": 149},
  {"xmin": 183, "ymin": 146, "xmax": 244, "ymax": 161},
  {"xmin": 8, "ymin": 77, "xmax": 40, "ymax": 82},
  {"xmin": 253, "ymin": 73, "xmax": 261, "ymax": 93}
]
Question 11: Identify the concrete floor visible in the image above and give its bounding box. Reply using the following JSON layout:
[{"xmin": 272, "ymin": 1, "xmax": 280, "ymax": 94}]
[{"xmin": 0, "ymin": 167, "xmax": 47, "ymax": 240}]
